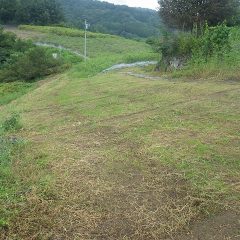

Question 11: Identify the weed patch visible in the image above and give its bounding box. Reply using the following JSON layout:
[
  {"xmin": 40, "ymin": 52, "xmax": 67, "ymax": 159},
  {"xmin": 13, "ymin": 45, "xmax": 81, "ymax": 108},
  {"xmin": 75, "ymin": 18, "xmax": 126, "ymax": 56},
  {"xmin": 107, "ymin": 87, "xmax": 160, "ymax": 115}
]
[
  {"xmin": 0, "ymin": 82, "xmax": 34, "ymax": 105},
  {"xmin": 1, "ymin": 113, "xmax": 22, "ymax": 132}
]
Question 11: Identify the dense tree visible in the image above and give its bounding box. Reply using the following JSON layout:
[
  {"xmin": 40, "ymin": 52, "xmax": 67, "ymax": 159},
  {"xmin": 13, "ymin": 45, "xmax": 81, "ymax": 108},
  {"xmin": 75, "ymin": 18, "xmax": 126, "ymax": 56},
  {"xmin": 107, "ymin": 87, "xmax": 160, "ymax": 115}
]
[
  {"xmin": 0, "ymin": 0, "xmax": 63, "ymax": 25},
  {"xmin": 16, "ymin": 0, "xmax": 64, "ymax": 25},
  {"xmin": 0, "ymin": 27, "xmax": 16, "ymax": 64},
  {"xmin": 0, "ymin": 0, "xmax": 17, "ymax": 23},
  {"xmin": 158, "ymin": 0, "xmax": 240, "ymax": 30}
]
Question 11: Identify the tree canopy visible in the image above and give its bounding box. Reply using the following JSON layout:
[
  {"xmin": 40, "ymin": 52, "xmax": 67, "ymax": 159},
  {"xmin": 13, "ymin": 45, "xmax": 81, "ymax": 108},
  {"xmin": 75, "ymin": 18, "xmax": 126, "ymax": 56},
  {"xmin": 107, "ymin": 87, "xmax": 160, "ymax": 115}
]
[
  {"xmin": 158, "ymin": 0, "xmax": 240, "ymax": 30},
  {"xmin": 0, "ymin": 0, "xmax": 63, "ymax": 25}
]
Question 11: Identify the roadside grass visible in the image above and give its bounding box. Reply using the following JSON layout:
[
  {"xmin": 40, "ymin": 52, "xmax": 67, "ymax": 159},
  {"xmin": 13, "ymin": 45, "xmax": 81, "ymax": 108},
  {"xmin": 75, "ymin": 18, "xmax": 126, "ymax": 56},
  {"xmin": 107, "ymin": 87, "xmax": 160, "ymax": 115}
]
[
  {"xmin": 0, "ymin": 114, "xmax": 55, "ymax": 235},
  {"xmin": 170, "ymin": 27, "xmax": 240, "ymax": 81}
]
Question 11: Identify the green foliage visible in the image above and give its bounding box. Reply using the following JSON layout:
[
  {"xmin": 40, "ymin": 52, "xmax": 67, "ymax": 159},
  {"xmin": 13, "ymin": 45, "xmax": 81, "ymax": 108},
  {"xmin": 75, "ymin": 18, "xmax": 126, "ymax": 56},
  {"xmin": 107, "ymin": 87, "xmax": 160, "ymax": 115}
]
[
  {"xmin": 159, "ymin": 0, "xmax": 240, "ymax": 31},
  {"xmin": 194, "ymin": 23, "xmax": 231, "ymax": 61},
  {"xmin": 0, "ymin": 47, "xmax": 64, "ymax": 82},
  {"xmin": 0, "ymin": 27, "xmax": 33, "ymax": 65},
  {"xmin": 0, "ymin": 0, "xmax": 17, "ymax": 23},
  {"xmin": 160, "ymin": 32, "xmax": 196, "ymax": 59},
  {"xmin": 0, "ymin": 0, "xmax": 63, "ymax": 25},
  {"xmin": 153, "ymin": 23, "xmax": 232, "ymax": 71},
  {"xmin": 168, "ymin": 25, "xmax": 240, "ymax": 79},
  {"xmin": 1, "ymin": 113, "xmax": 21, "ymax": 132},
  {"xmin": 0, "ymin": 28, "xmax": 80, "ymax": 83},
  {"xmin": 0, "ymin": 219, "xmax": 8, "ymax": 229},
  {"xmin": 0, "ymin": 82, "xmax": 34, "ymax": 105},
  {"xmin": 151, "ymin": 31, "xmax": 196, "ymax": 70}
]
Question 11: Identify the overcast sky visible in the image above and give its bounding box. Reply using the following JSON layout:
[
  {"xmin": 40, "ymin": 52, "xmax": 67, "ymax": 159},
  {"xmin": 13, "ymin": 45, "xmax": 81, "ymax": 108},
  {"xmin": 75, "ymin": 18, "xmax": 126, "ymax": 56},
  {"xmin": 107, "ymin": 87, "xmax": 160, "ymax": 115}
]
[{"xmin": 99, "ymin": 0, "xmax": 159, "ymax": 10}]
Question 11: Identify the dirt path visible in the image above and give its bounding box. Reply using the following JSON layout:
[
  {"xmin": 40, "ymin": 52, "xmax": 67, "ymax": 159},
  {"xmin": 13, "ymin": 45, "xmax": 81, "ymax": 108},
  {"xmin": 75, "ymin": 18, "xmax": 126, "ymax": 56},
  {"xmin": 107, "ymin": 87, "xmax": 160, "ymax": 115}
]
[
  {"xmin": 103, "ymin": 61, "xmax": 158, "ymax": 72},
  {"xmin": 1, "ymin": 70, "xmax": 239, "ymax": 239},
  {"xmin": 35, "ymin": 42, "xmax": 87, "ymax": 59}
]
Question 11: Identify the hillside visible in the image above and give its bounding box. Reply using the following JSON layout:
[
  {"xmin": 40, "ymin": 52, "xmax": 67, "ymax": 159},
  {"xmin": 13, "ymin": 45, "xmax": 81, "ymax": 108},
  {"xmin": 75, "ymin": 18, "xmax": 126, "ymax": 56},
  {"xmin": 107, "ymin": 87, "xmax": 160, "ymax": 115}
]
[
  {"xmin": 0, "ymin": 26, "xmax": 239, "ymax": 239},
  {"xmin": 57, "ymin": 0, "xmax": 162, "ymax": 38}
]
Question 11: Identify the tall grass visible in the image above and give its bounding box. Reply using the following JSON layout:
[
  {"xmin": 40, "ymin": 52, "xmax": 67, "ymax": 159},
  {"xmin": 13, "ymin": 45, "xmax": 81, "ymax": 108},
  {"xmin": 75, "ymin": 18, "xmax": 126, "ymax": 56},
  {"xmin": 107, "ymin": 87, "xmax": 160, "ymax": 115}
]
[
  {"xmin": 0, "ymin": 82, "xmax": 35, "ymax": 105},
  {"xmin": 167, "ymin": 26, "xmax": 240, "ymax": 80}
]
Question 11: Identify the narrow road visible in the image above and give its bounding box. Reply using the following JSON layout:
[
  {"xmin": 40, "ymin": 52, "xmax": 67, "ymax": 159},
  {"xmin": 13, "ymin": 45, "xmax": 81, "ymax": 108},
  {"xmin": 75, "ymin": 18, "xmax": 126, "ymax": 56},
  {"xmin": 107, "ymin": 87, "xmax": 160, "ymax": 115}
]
[{"xmin": 35, "ymin": 42, "xmax": 88, "ymax": 59}]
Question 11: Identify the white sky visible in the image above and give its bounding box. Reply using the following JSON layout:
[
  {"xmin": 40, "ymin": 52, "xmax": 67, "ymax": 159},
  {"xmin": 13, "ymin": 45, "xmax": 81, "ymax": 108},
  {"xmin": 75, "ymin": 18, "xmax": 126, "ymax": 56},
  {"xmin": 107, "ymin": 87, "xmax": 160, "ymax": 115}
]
[{"xmin": 99, "ymin": 0, "xmax": 159, "ymax": 10}]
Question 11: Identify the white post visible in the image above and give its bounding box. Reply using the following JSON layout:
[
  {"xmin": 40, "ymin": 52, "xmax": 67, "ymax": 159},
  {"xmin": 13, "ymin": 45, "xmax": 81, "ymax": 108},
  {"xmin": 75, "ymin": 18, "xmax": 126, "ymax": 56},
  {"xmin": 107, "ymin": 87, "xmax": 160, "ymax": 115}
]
[{"xmin": 84, "ymin": 19, "xmax": 87, "ymax": 61}]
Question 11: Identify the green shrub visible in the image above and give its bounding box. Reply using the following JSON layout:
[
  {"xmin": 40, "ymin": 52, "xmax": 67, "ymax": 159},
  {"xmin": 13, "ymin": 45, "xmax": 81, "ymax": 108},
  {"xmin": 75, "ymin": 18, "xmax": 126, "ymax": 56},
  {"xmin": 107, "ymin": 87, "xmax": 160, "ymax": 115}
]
[
  {"xmin": 14, "ymin": 47, "xmax": 63, "ymax": 81},
  {"xmin": 193, "ymin": 23, "xmax": 231, "ymax": 61},
  {"xmin": 0, "ymin": 27, "xmax": 33, "ymax": 66},
  {"xmin": 1, "ymin": 113, "xmax": 22, "ymax": 132},
  {"xmin": 0, "ymin": 47, "xmax": 64, "ymax": 82},
  {"xmin": 154, "ymin": 23, "xmax": 232, "ymax": 71}
]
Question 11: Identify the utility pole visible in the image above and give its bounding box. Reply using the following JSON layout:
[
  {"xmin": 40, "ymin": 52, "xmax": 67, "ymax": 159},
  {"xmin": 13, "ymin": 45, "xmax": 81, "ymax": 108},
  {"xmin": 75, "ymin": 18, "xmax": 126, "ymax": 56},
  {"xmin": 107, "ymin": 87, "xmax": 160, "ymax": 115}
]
[{"xmin": 84, "ymin": 19, "xmax": 89, "ymax": 61}]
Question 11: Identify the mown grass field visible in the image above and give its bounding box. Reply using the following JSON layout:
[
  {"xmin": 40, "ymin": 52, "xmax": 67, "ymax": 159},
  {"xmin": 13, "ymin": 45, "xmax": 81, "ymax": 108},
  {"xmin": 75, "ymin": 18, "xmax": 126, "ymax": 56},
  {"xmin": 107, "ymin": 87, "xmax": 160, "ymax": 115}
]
[{"xmin": 0, "ymin": 26, "xmax": 239, "ymax": 239}]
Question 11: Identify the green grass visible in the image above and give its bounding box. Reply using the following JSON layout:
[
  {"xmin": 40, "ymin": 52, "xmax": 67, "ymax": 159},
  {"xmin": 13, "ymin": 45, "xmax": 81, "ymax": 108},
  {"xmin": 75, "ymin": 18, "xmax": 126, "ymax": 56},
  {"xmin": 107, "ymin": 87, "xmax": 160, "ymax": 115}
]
[
  {"xmin": 1, "ymin": 67, "xmax": 239, "ymax": 238},
  {"xmin": 0, "ymin": 82, "xmax": 35, "ymax": 106},
  {"xmin": 0, "ymin": 25, "xmax": 239, "ymax": 238}
]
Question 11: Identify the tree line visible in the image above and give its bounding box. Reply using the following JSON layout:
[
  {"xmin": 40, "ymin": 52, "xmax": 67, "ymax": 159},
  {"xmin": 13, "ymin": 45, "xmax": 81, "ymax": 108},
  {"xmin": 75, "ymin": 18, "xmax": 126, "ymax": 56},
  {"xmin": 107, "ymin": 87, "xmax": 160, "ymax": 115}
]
[
  {"xmin": 0, "ymin": 0, "xmax": 63, "ymax": 25},
  {"xmin": 159, "ymin": 0, "xmax": 240, "ymax": 31}
]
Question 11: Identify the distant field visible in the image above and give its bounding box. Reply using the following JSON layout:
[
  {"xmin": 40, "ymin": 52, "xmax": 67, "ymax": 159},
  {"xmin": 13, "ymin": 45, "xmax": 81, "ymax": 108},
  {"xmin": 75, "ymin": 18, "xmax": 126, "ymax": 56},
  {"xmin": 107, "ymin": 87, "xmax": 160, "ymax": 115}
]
[
  {"xmin": 19, "ymin": 25, "xmax": 116, "ymax": 38},
  {"xmin": 5, "ymin": 25, "xmax": 158, "ymax": 78},
  {"xmin": 0, "ymin": 26, "xmax": 239, "ymax": 239}
]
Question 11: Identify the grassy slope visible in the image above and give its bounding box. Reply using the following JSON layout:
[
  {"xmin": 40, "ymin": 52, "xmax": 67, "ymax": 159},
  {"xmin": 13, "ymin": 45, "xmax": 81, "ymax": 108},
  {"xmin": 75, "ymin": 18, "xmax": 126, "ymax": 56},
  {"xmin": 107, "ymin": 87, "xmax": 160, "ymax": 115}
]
[
  {"xmin": 0, "ymin": 82, "xmax": 35, "ymax": 106},
  {"xmin": 18, "ymin": 25, "xmax": 158, "ymax": 77},
  {"xmin": 0, "ymin": 26, "xmax": 239, "ymax": 239}
]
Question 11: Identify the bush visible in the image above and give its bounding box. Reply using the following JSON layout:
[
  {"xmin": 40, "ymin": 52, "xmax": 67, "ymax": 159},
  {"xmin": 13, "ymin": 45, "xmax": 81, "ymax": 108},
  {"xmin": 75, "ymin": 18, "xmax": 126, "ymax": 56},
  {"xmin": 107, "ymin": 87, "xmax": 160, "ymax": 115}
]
[
  {"xmin": 0, "ymin": 27, "xmax": 33, "ymax": 65},
  {"xmin": 193, "ymin": 23, "xmax": 231, "ymax": 61},
  {"xmin": 153, "ymin": 32, "xmax": 196, "ymax": 70},
  {"xmin": 0, "ymin": 28, "xmax": 70, "ymax": 83},
  {"xmin": 0, "ymin": 47, "xmax": 64, "ymax": 82},
  {"xmin": 154, "ymin": 23, "xmax": 231, "ymax": 71},
  {"xmin": 1, "ymin": 113, "xmax": 22, "ymax": 132}
]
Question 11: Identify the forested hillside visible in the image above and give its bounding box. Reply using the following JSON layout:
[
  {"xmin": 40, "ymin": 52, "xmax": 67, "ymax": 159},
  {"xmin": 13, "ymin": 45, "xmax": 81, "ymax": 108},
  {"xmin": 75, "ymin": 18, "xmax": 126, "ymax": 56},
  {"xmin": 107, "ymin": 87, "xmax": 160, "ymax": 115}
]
[
  {"xmin": 0, "ymin": 0, "xmax": 63, "ymax": 25},
  {"xmin": 57, "ymin": 0, "xmax": 162, "ymax": 38}
]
